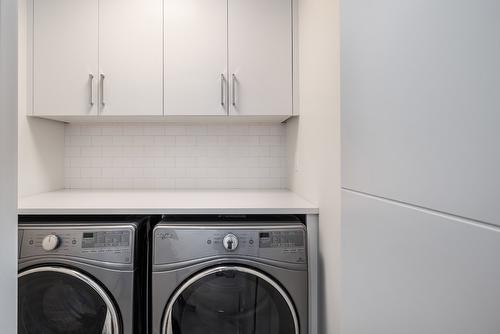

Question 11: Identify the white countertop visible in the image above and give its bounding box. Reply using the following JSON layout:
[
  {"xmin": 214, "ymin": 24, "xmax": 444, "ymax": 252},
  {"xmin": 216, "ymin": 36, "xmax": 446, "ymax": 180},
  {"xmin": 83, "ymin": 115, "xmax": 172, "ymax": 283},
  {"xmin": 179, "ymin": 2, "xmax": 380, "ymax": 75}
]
[{"xmin": 18, "ymin": 189, "xmax": 319, "ymax": 215}]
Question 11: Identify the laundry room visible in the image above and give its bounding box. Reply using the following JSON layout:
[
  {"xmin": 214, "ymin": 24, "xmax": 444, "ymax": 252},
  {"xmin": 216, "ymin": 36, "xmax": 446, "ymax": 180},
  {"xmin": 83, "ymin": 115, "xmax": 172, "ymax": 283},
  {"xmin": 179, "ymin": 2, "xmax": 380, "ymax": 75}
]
[{"xmin": 1, "ymin": 0, "xmax": 500, "ymax": 333}]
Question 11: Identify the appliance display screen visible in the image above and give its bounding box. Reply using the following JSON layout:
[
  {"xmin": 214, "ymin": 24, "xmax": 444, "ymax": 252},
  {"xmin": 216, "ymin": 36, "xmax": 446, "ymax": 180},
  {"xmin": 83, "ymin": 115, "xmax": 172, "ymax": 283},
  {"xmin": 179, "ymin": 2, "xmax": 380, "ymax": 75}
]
[
  {"xmin": 259, "ymin": 230, "xmax": 304, "ymax": 248},
  {"xmin": 82, "ymin": 231, "xmax": 130, "ymax": 249}
]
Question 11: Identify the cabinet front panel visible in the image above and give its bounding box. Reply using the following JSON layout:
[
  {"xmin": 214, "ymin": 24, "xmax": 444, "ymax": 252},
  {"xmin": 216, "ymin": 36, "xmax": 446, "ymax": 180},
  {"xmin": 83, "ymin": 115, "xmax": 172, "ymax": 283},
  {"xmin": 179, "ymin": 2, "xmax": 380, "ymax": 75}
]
[
  {"xmin": 34, "ymin": 0, "xmax": 98, "ymax": 116},
  {"xmin": 341, "ymin": 0, "xmax": 500, "ymax": 225},
  {"xmin": 164, "ymin": 0, "xmax": 228, "ymax": 116},
  {"xmin": 99, "ymin": 0, "xmax": 163, "ymax": 115},
  {"xmin": 342, "ymin": 189, "xmax": 500, "ymax": 334},
  {"xmin": 228, "ymin": 0, "xmax": 293, "ymax": 116}
]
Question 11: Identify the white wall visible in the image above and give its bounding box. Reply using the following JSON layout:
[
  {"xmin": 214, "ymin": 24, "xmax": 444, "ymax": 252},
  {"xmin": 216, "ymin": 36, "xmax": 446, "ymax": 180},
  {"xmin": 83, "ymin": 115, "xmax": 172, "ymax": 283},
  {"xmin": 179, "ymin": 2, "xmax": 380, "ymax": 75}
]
[
  {"xmin": 18, "ymin": 0, "xmax": 65, "ymax": 198},
  {"xmin": 0, "ymin": 0, "xmax": 18, "ymax": 330},
  {"xmin": 287, "ymin": 0, "xmax": 340, "ymax": 332}
]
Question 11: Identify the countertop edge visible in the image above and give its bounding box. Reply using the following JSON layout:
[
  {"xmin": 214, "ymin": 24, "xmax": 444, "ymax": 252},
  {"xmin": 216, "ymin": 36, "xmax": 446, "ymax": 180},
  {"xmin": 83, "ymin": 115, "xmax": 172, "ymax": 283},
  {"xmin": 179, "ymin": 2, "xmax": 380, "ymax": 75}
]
[
  {"xmin": 17, "ymin": 208, "xmax": 320, "ymax": 215},
  {"xmin": 17, "ymin": 190, "xmax": 319, "ymax": 215}
]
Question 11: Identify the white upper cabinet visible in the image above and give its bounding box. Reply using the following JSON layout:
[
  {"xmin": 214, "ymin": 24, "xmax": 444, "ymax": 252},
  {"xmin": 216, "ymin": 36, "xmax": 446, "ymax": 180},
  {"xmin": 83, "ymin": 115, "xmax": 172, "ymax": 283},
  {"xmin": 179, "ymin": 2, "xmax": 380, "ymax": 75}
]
[
  {"xmin": 164, "ymin": 0, "xmax": 228, "ymax": 116},
  {"xmin": 228, "ymin": 0, "xmax": 293, "ymax": 116},
  {"xmin": 99, "ymin": 0, "xmax": 163, "ymax": 116},
  {"xmin": 31, "ymin": 0, "xmax": 293, "ymax": 120},
  {"xmin": 33, "ymin": 0, "xmax": 98, "ymax": 116}
]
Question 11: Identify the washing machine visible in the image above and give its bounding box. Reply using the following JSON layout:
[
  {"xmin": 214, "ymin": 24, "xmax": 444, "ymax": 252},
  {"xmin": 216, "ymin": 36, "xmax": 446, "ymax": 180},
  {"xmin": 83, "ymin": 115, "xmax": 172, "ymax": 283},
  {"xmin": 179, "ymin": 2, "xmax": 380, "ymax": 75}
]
[
  {"xmin": 18, "ymin": 216, "xmax": 149, "ymax": 334},
  {"xmin": 152, "ymin": 215, "xmax": 308, "ymax": 334}
]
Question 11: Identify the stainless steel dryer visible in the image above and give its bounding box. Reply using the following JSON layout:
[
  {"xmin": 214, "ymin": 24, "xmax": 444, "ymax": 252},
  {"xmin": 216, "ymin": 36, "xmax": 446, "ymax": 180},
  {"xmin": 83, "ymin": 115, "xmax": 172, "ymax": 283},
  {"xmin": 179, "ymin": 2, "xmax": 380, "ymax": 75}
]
[
  {"xmin": 18, "ymin": 217, "xmax": 149, "ymax": 334},
  {"xmin": 152, "ymin": 216, "xmax": 308, "ymax": 334}
]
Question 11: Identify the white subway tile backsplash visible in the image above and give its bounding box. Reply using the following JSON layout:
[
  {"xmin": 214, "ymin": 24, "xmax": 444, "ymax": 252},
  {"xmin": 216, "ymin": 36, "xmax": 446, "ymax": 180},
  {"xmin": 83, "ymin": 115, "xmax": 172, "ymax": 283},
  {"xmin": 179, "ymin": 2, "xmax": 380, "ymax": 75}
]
[
  {"xmin": 80, "ymin": 147, "xmax": 102, "ymax": 157},
  {"xmin": 102, "ymin": 146, "xmax": 123, "ymax": 157},
  {"xmin": 64, "ymin": 123, "xmax": 287, "ymax": 189},
  {"xmin": 101, "ymin": 126, "xmax": 123, "ymax": 136},
  {"xmin": 80, "ymin": 125, "xmax": 102, "ymax": 136},
  {"xmin": 102, "ymin": 167, "xmax": 123, "ymax": 178},
  {"xmin": 185, "ymin": 125, "xmax": 208, "ymax": 135},
  {"xmin": 164, "ymin": 126, "xmax": 186, "ymax": 135},
  {"xmin": 123, "ymin": 125, "xmax": 144, "ymax": 136},
  {"xmin": 175, "ymin": 136, "xmax": 196, "ymax": 146},
  {"xmin": 145, "ymin": 126, "xmax": 165, "ymax": 136},
  {"xmin": 92, "ymin": 136, "xmax": 114, "ymax": 146},
  {"xmin": 154, "ymin": 157, "xmax": 176, "ymax": 168},
  {"xmin": 65, "ymin": 146, "xmax": 81, "ymax": 157},
  {"xmin": 175, "ymin": 156, "xmax": 197, "ymax": 167},
  {"xmin": 65, "ymin": 167, "xmax": 81, "ymax": 178},
  {"xmin": 154, "ymin": 136, "xmax": 175, "ymax": 146},
  {"xmin": 123, "ymin": 167, "xmax": 144, "ymax": 178},
  {"xmin": 68, "ymin": 135, "xmax": 91, "ymax": 146},
  {"xmin": 81, "ymin": 167, "xmax": 101, "ymax": 178},
  {"xmin": 70, "ymin": 157, "xmax": 92, "ymax": 168},
  {"xmin": 259, "ymin": 136, "xmax": 281, "ymax": 146}
]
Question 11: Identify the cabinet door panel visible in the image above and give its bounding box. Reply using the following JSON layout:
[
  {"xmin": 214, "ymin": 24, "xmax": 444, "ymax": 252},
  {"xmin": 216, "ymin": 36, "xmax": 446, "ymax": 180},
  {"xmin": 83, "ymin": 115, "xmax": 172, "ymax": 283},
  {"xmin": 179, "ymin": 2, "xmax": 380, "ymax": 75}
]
[
  {"xmin": 99, "ymin": 0, "xmax": 163, "ymax": 115},
  {"xmin": 342, "ymin": 190, "xmax": 500, "ymax": 334},
  {"xmin": 228, "ymin": 0, "xmax": 292, "ymax": 116},
  {"xmin": 34, "ymin": 0, "xmax": 98, "ymax": 116},
  {"xmin": 341, "ymin": 0, "xmax": 500, "ymax": 225},
  {"xmin": 164, "ymin": 0, "xmax": 228, "ymax": 115}
]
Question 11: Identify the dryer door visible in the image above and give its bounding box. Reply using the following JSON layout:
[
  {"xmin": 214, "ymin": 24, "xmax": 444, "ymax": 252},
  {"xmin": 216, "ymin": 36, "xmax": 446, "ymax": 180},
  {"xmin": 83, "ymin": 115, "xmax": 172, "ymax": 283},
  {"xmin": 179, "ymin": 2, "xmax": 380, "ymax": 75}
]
[
  {"xmin": 162, "ymin": 266, "xmax": 299, "ymax": 334},
  {"xmin": 18, "ymin": 266, "xmax": 120, "ymax": 334}
]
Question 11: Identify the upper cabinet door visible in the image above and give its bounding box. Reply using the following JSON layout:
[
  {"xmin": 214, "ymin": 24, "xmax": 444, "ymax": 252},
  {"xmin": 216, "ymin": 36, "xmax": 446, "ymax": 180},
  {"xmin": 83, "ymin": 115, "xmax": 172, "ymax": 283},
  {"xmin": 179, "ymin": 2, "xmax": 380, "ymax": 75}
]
[
  {"xmin": 33, "ymin": 0, "xmax": 98, "ymax": 116},
  {"xmin": 341, "ymin": 0, "xmax": 500, "ymax": 225},
  {"xmin": 228, "ymin": 0, "xmax": 292, "ymax": 116},
  {"xmin": 164, "ymin": 0, "xmax": 228, "ymax": 116},
  {"xmin": 98, "ymin": 0, "xmax": 163, "ymax": 116}
]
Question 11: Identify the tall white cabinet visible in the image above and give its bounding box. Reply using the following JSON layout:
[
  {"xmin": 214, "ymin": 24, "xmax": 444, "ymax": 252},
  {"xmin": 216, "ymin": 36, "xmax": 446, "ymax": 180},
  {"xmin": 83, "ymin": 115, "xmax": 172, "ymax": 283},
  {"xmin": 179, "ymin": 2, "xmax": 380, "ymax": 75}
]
[
  {"xmin": 33, "ymin": 0, "xmax": 99, "ymax": 116},
  {"xmin": 342, "ymin": 0, "xmax": 500, "ymax": 332},
  {"xmin": 32, "ymin": 0, "xmax": 163, "ymax": 117},
  {"xmin": 342, "ymin": 190, "xmax": 500, "ymax": 334},
  {"xmin": 341, "ymin": 0, "xmax": 500, "ymax": 226}
]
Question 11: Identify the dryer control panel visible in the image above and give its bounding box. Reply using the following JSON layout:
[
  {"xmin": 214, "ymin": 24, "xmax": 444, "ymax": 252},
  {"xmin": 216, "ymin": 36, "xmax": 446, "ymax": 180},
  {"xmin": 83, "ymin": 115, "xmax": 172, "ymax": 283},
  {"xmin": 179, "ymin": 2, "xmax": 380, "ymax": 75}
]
[
  {"xmin": 19, "ymin": 226, "xmax": 134, "ymax": 264},
  {"xmin": 154, "ymin": 223, "xmax": 307, "ymax": 266}
]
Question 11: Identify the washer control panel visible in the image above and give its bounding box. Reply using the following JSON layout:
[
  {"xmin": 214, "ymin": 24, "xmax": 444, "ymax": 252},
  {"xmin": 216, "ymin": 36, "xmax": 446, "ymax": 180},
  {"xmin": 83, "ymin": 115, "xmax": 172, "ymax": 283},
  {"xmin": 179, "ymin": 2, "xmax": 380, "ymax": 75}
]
[
  {"xmin": 154, "ymin": 224, "xmax": 307, "ymax": 265},
  {"xmin": 19, "ymin": 227, "xmax": 133, "ymax": 264}
]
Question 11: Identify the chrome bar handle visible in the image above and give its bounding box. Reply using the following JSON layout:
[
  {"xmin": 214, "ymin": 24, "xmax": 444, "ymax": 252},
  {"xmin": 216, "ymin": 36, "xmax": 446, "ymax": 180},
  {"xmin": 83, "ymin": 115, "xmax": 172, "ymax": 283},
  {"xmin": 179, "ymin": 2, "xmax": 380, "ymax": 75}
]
[
  {"xmin": 231, "ymin": 73, "xmax": 236, "ymax": 107},
  {"xmin": 100, "ymin": 73, "xmax": 106, "ymax": 107},
  {"xmin": 220, "ymin": 73, "xmax": 225, "ymax": 106},
  {"xmin": 89, "ymin": 74, "xmax": 95, "ymax": 106}
]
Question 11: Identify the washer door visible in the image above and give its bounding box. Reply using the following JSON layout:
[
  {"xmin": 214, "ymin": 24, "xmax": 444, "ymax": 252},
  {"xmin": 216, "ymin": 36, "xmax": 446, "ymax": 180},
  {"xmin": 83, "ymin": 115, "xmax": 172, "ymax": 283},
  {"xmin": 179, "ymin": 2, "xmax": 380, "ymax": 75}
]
[
  {"xmin": 162, "ymin": 266, "xmax": 299, "ymax": 334},
  {"xmin": 18, "ymin": 266, "xmax": 120, "ymax": 334}
]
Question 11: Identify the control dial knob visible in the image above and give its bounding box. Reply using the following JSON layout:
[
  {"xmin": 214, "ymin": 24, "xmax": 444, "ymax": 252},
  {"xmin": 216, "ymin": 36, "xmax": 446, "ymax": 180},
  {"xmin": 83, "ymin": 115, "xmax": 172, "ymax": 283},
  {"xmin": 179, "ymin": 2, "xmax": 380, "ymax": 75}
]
[
  {"xmin": 42, "ymin": 234, "xmax": 60, "ymax": 251},
  {"xmin": 223, "ymin": 234, "xmax": 238, "ymax": 251}
]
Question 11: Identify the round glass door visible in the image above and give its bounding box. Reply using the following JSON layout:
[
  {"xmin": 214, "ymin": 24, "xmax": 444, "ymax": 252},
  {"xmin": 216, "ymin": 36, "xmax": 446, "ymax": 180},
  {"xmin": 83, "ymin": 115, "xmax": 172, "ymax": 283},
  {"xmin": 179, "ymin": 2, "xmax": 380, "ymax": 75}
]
[
  {"xmin": 18, "ymin": 266, "xmax": 119, "ymax": 334},
  {"xmin": 162, "ymin": 266, "xmax": 299, "ymax": 334}
]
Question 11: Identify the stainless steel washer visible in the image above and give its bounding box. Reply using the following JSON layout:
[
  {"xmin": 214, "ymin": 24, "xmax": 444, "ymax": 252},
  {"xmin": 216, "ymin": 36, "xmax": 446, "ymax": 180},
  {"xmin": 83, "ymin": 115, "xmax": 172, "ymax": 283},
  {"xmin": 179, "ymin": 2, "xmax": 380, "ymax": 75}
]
[
  {"xmin": 152, "ymin": 216, "xmax": 308, "ymax": 334},
  {"xmin": 18, "ymin": 218, "xmax": 148, "ymax": 334}
]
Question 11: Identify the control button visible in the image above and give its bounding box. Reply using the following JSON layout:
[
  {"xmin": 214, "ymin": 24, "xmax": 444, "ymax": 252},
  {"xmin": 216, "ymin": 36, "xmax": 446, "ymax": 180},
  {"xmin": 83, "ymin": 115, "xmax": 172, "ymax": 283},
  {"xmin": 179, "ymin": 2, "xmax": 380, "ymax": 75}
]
[
  {"xmin": 207, "ymin": 239, "xmax": 212, "ymax": 245},
  {"xmin": 71, "ymin": 240, "xmax": 77, "ymax": 245},
  {"xmin": 223, "ymin": 234, "xmax": 239, "ymax": 251},
  {"xmin": 249, "ymin": 239, "xmax": 254, "ymax": 245},
  {"xmin": 28, "ymin": 240, "xmax": 34, "ymax": 245},
  {"xmin": 42, "ymin": 234, "xmax": 60, "ymax": 251}
]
